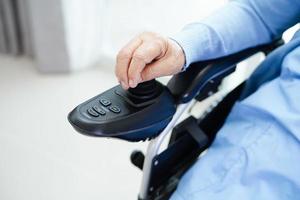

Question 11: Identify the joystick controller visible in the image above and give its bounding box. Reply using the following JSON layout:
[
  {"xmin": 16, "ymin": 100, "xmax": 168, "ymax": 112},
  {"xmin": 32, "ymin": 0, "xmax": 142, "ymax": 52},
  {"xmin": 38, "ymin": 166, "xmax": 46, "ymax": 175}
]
[{"xmin": 68, "ymin": 78, "xmax": 175, "ymax": 141}]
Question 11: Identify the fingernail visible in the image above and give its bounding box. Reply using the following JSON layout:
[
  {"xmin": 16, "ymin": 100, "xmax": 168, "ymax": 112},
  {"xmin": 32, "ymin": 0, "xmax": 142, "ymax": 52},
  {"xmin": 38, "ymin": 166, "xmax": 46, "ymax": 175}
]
[
  {"xmin": 120, "ymin": 81, "xmax": 127, "ymax": 89},
  {"xmin": 129, "ymin": 79, "xmax": 135, "ymax": 88}
]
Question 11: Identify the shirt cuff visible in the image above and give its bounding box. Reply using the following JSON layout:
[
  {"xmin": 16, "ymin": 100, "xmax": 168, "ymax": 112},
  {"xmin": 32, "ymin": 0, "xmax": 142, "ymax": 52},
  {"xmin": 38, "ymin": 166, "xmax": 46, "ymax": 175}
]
[{"xmin": 170, "ymin": 24, "xmax": 212, "ymax": 71}]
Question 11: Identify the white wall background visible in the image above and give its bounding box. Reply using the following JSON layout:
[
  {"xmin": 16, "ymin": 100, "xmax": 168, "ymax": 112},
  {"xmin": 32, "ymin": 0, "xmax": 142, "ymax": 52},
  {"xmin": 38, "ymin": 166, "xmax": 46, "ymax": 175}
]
[
  {"xmin": 28, "ymin": 0, "xmax": 226, "ymax": 72},
  {"xmin": 99, "ymin": 0, "xmax": 226, "ymax": 59}
]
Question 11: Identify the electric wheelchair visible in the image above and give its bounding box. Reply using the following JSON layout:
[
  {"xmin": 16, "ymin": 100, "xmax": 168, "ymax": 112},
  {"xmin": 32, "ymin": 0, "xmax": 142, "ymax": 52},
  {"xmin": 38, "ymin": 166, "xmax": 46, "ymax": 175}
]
[{"xmin": 68, "ymin": 39, "xmax": 283, "ymax": 200}]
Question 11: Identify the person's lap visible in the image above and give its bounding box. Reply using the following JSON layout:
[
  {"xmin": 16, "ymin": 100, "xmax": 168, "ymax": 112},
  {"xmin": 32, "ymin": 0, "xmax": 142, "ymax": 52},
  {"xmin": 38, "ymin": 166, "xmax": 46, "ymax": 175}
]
[{"xmin": 170, "ymin": 74, "xmax": 300, "ymax": 200}]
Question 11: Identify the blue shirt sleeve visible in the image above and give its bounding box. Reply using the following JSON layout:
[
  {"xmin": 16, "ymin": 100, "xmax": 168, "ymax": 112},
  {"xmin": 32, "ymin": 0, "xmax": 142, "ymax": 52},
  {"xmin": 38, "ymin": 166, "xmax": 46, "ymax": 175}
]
[{"xmin": 171, "ymin": 0, "xmax": 300, "ymax": 69}]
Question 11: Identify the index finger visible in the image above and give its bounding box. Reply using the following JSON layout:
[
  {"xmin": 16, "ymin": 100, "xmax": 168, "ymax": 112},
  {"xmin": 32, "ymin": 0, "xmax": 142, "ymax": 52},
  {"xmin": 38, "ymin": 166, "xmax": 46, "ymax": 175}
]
[
  {"xmin": 115, "ymin": 37, "xmax": 142, "ymax": 89},
  {"xmin": 128, "ymin": 41, "xmax": 163, "ymax": 87}
]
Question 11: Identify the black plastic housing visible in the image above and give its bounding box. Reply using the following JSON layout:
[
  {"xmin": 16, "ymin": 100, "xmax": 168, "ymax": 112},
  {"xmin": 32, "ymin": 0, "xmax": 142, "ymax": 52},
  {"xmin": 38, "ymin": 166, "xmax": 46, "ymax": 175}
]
[
  {"xmin": 68, "ymin": 81, "xmax": 176, "ymax": 141},
  {"xmin": 167, "ymin": 39, "xmax": 284, "ymax": 103}
]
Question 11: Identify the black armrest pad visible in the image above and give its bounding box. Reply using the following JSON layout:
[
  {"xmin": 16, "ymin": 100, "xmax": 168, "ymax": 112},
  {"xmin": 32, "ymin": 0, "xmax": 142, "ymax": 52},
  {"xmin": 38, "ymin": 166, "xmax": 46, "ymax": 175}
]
[{"xmin": 167, "ymin": 39, "xmax": 284, "ymax": 103}]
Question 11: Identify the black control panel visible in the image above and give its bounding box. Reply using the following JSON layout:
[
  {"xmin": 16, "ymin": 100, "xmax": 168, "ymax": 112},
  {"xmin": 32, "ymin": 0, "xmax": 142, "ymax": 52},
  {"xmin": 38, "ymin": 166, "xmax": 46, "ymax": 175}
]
[{"xmin": 68, "ymin": 80, "xmax": 176, "ymax": 142}]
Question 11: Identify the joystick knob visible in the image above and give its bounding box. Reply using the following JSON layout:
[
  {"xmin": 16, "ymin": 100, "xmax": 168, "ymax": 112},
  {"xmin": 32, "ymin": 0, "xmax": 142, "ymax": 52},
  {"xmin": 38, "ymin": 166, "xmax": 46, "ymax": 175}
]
[{"xmin": 127, "ymin": 79, "xmax": 161, "ymax": 101}]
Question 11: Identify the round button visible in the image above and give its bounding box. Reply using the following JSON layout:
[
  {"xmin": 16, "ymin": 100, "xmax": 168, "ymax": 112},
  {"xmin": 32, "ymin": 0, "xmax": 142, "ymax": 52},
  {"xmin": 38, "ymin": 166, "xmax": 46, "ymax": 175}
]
[
  {"xmin": 93, "ymin": 106, "xmax": 106, "ymax": 115},
  {"xmin": 87, "ymin": 108, "xmax": 99, "ymax": 117},
  {"xmin": 109, "ymin": 105, "xmax": 121, "ymax": 113},
  {"xmin": 100, "ymin": 98, "xmax": 111, "ymax": 106}
]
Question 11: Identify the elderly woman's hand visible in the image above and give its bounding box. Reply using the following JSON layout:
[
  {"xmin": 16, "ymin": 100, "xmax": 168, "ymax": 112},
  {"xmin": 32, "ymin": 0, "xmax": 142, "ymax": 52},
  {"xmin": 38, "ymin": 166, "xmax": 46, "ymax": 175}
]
[{"xmin": 115, "ymin": 32, "xmax": 185, "ymax": 89}]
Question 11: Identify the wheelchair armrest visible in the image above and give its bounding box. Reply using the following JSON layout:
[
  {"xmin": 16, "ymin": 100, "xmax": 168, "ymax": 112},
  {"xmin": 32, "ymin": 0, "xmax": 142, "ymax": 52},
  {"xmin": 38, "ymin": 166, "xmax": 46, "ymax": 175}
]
[{"xmin": 167, "ymin": 39, "xmax": 284, "ymax": 103}]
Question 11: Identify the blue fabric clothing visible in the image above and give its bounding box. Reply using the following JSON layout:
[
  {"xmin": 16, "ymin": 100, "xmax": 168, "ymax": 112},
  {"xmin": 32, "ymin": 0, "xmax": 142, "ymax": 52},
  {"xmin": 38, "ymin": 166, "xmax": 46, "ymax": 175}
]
[
  {"xmin": 172, "ymin": 0, "xmax": 300, "ymax": 69},
  {"xmin": 170, "ymin": 0, "xmax": 300, "ymax": 199},
  {"xmin": 240, "ymin": 30, "xmax": 300, "ymax": 100}
]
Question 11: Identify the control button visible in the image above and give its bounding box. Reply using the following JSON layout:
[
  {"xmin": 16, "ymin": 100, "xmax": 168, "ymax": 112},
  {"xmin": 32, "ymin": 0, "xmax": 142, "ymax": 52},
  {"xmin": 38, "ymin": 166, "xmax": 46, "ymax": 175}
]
[
  {"xmin": 109, "ymin": 105, "xmax": 121, "ymax": 113},
  {"xmin": 100, "ymin": 98, "xmax": 111, "ymax": 106},
  {"xmin": 93, "ymin": 106, "xmax": 106, "ymax": 115},
  {"xmin": 87, "ymin": 108, "xmax": 99, "ymax": 117}
]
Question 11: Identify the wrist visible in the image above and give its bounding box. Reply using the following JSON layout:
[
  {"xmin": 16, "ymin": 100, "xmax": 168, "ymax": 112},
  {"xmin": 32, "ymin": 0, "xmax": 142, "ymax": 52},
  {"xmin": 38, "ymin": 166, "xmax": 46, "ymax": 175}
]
[{"xmin": 168, "ymin": 38, "xmax": 186, "ymax": 72}]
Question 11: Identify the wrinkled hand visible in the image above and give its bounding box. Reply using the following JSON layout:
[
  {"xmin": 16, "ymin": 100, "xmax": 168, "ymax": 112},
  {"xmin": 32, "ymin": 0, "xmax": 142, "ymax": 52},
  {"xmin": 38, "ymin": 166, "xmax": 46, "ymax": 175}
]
[{"xmin": 115, "ymin": 32, "xmax": 185, "ymax": 89}]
